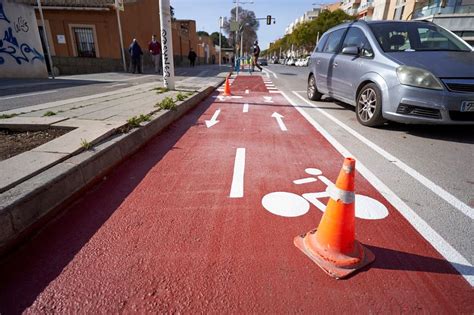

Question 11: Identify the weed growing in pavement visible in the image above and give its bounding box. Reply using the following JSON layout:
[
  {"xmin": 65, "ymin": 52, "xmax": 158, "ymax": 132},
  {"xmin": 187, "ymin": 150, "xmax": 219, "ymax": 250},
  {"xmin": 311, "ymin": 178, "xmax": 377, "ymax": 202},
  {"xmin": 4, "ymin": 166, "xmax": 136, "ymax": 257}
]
[
  {"xmin": 175, "ymin": 92, "xmax": 187, "ymax": 102},
  {"xmin": 153, "ymin": 87, "xmax": 169, "ymax": 94},
  {"xmin": 127, "ymin": 114, "xmax": 151, "ymax": 128},
  {"xmin": 80, "ymin": 138, "xmax": 92, "ymax": 150},
  {"xmin": 156, "ymin": 97, "xmax": 176, "ymax": 110},
  {"xmin": 43, "ymin": 111, "xmax": 56, "ymax": 117},
  {"xmin": 0, "ymin": 113, "xmax": 18, "ymax": 119}
]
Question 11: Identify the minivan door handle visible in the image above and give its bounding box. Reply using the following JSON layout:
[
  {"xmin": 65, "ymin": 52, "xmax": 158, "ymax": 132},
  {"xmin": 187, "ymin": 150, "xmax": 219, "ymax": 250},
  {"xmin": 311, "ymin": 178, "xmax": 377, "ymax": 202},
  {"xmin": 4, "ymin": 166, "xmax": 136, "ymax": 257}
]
[
  {"xmin": 333, "ymin": 62, "xmax": 338, "ymax": 68},
  {"xmin": 316, "ymin": 60, "xmax": 321, "ymax": 65}
]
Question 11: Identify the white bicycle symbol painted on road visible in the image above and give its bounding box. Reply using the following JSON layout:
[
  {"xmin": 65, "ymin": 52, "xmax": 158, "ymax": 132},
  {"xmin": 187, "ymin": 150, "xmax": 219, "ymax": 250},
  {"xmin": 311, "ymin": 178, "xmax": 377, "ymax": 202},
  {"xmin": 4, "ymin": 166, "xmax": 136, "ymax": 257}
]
[{"xmin": 262, "ymin": 168, "xmax": 389, "ymax": 220}]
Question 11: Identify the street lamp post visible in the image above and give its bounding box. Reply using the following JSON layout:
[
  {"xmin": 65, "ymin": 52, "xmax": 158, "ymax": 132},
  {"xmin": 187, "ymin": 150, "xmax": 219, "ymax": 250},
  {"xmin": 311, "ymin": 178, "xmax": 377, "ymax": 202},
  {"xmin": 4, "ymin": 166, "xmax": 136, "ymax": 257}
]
[
  {"xmin": 233, "ymin": 0, "xmax": 253, "ymax": 70},
  {"xmin": 219, "ymin": 16, "xmax": 223, "ymax": 67}
]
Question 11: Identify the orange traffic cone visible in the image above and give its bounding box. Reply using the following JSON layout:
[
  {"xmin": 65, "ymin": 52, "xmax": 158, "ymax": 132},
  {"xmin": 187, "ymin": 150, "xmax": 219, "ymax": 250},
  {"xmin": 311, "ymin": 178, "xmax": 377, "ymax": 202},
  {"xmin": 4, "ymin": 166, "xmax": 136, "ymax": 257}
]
[
  {"xmin": 223, "ymin": 75, "xmax": 232, "ymax": 96},
  {"xmin": 294, "ymin": 157, "xmax": 375, "ymax": 279}
]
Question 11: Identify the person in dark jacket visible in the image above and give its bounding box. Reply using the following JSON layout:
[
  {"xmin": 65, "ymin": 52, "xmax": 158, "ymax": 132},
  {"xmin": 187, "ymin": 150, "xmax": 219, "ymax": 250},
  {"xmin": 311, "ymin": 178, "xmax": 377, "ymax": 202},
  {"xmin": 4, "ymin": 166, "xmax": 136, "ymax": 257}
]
[
  {"xmin": 188, "ymin": 48, "xmax": 197, "ymax": 67},
  {"xmin": 128, "ymin": 38, "xmax": 143, "ymax": 74},
  {"xmin": 251, "ymin": 40, "xmax": 262, "ymax": 72}
]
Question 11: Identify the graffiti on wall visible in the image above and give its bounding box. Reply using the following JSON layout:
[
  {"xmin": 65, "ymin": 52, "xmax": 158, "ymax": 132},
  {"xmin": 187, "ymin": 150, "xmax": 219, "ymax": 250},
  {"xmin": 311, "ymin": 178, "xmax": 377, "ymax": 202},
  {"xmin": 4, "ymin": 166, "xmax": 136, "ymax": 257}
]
[{"xmin": 0, "ymin": 2, "xmax": 44, "ymax": 65}]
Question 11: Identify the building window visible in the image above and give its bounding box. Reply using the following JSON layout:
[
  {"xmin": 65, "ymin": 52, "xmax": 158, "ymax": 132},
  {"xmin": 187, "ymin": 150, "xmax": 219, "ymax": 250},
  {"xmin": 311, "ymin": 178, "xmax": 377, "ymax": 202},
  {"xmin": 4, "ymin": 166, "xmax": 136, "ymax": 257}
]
[
  {"xmin": 72, "ymin": 27, "xmax": 96, "ymax": 58},
  {"xmin": 393, "ymin": 0, "xmax": 406, "ymax": 20}
]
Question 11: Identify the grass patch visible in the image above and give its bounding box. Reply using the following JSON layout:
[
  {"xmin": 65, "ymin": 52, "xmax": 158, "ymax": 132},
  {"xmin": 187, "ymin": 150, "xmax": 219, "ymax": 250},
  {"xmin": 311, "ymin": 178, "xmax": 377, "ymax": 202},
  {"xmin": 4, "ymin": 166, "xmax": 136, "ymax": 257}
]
[
  {"xmin": 43, "ymin": 111, "xmax": 56, "ymax": 117},
  {"xmin": 0, "ymin": 113, "xmax": 18, "ymax": 119},
  {"xmin": 153, "ymin": 87, "xmax": 169, "ymax": 94},
  {"xmin": 80, "ymin": 138, "xmax": 92, "ymax": 150},
  {"xmin": 155, "ymin": 97, "xmax": 176, "ymax": 110},
  {"xmin": 127, "ymin": 114, "xmax": 151, "ymax": 128},
  {"xmin": 175, "ymin": 92, "xmax": 188, "ymax": 102}
]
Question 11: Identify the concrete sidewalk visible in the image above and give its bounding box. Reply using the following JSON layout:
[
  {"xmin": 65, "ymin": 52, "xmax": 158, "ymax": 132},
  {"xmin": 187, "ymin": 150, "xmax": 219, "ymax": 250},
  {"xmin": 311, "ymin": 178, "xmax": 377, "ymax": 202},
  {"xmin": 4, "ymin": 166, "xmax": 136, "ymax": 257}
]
[{"xmin": 0, "ymin": 72, "xmax": 228, "ymax": 256}]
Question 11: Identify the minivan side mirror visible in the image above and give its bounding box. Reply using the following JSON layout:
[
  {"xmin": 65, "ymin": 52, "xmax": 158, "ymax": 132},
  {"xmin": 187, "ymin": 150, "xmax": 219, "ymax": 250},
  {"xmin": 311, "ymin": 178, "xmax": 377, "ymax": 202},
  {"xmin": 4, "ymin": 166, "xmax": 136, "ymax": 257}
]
[{"xmin": 342, "ymin": 46, "xmax": 360, "ymax": 56}]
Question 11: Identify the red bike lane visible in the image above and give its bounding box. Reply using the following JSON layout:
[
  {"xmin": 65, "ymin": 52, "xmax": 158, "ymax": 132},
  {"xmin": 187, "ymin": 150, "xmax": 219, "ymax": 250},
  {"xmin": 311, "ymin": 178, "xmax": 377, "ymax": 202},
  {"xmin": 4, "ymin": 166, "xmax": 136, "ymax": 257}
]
[{"xmin": 0, "ymin": 75, "xmax": 472, "ymax": 313}]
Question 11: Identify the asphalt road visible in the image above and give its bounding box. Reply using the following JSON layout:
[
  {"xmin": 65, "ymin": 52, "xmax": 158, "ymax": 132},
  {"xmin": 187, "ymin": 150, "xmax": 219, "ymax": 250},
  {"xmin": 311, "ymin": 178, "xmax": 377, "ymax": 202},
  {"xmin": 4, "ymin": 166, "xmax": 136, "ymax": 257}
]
[
  {"xmin": 263, "ymin": 64, "xmax": 473, "ymax": 268},
  {"xmin": 0, "ymin": 65, "xmax": 231, "ymax": 112}
]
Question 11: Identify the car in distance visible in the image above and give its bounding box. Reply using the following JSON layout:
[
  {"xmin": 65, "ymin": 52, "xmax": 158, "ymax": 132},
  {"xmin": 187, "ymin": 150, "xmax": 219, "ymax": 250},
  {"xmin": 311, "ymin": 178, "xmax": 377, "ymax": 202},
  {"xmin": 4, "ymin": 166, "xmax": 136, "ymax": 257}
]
[
  {"xmin": 258, "ymin": 58, "xmax": 268, "ymax": 66},
  {"xmin": 307, "ymin": 20, "xmax": 474, "ymax": 126}
]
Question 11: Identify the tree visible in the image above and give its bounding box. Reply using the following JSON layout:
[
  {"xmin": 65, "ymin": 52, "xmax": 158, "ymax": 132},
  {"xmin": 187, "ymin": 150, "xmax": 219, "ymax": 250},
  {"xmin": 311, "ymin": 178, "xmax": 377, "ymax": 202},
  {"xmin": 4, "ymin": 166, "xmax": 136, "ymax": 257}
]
[
  {"xmin": 210, "ymin": 32, "xmax": 230, "ymax": 48},
  {"xmin": 197, "ymin": 31, "xmax": 210, "ymax": 37},
  {"xmin": 222, "ymin": 6, "xmax": 259, "ymax": 54}
]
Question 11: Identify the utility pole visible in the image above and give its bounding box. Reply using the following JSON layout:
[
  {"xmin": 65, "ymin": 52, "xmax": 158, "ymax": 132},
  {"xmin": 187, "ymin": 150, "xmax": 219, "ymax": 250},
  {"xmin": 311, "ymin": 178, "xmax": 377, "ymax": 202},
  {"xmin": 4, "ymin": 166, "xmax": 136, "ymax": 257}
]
[
  {"xmin": 159, "ymin": 0, "xmax": 175, "ymax": 89},
  {"xmin": 219, "ymin": 16, "xmax": 222, "ymax": 67},
  {"xmin": 114, "ymin": 0, "xmax": 127, "ymax": 72}
]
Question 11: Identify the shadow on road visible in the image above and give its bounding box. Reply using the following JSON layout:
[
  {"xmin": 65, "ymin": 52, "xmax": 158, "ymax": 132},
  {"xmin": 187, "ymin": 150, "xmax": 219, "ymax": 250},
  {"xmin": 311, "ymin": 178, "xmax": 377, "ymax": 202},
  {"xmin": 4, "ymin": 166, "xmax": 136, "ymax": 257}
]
[{"xmin": 0, "ymin": 94, "xmax": 214, "ymax": 314}]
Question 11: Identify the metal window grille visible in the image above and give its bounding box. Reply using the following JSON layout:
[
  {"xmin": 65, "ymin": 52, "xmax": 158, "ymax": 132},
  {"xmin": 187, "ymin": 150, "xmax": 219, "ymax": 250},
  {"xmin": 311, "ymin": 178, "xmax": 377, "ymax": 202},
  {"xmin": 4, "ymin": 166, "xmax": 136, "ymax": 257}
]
[{"xmin": 73, "ymin": 27, "xmax": 96, "ymax": 58}]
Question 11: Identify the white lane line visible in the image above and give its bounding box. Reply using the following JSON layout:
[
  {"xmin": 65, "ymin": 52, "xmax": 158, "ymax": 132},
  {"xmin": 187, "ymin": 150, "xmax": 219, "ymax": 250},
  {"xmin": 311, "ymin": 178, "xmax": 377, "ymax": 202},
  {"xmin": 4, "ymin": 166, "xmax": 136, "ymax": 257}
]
[
  {"xmin": 271, "ymin": 112, "xmax": 287, "ymax": 131},
  {"xmin": 243, "ymin": 103, "xmax": 249, "ymax": 113},
  {"xmin": 293, "ymin": 92, "xmax": 473, "ymax": 220},
  {"xmin": 230, "ymin": 148, "xmax": 246, "ymax": 198},
  {"xmin": 269, "ymin": 90, "xmax": 282, "ymax": 94},
  {"xmin": 281, "ymin": 91, "xmax": 473, "ymax": 286},
  {"xmin": 264, "ymin": 96, "xmax": 273, "ymax": 103},
  {"xmin": 0, "ymin": 90, "xmax": 58, "ymax": 101},
  {"xmin": 263, "ymin": 68, "xmax": 278, "ymax": 79}
]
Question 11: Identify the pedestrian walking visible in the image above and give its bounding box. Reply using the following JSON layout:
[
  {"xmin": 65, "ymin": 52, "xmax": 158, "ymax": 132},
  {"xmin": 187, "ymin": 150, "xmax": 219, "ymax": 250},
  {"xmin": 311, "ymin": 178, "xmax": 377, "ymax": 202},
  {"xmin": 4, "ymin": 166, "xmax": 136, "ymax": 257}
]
[
  {"xmin": 148, "ymin": 34, "xmax": 162, "ymax": 74},
  {"xmin": 252, "ymin": 40, "xmax": 262, "ymax": 72},
  {"xmin": 128, "ymin": 38, "xmax": 143, "ymax": 74},
  {"xmin": 188, "ymin": 48, "xmax": 197, "ymax": 67}
]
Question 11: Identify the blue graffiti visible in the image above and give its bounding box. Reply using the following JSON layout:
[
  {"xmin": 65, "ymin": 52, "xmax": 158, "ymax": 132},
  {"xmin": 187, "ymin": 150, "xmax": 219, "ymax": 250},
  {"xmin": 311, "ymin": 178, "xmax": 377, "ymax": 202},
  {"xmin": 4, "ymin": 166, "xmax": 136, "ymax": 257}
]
[
  {"xmin": 0, "ymin": 3, "xmax": 10, "ymax": 24},
  {"xmin": 0, "ymin": 4, "xmax": 45, "ymax": 65}
]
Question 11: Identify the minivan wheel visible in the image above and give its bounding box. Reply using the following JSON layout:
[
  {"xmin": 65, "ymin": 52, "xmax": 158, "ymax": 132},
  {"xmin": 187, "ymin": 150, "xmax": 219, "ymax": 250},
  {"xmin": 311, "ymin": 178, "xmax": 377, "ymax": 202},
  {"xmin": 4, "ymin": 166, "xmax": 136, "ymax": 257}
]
[
  {"xmin": 356, "ymin": 83, "xmax": 385, "ymax": 127},
  {"xmin": 307, "ymin": 74, "xmax": 323, "ymax": 101}
]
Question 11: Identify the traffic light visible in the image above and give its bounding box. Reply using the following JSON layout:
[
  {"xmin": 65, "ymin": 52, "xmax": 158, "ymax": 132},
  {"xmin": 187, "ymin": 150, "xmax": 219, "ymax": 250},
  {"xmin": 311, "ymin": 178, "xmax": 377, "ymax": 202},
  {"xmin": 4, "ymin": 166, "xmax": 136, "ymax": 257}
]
[{"xmin": 266, "ymin": 15, "xmax": 272, "ymax": 25}]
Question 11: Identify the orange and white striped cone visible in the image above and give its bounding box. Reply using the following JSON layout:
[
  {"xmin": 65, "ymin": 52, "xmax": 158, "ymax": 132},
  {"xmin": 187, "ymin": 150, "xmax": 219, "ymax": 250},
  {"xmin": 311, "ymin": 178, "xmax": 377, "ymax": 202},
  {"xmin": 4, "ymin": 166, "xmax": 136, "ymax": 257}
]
[
  {"xmin": 294, "ymin": 157, "xmax": 375, "ymax": 279},
  {"xmin": 223, "ymin": 75, "xmax": 232, "ymax": 96}
]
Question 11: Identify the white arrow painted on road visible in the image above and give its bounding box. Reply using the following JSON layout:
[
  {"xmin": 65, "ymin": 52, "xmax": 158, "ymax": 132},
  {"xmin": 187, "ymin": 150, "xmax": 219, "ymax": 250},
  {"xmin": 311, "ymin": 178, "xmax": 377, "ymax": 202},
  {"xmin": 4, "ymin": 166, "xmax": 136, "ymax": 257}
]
[
  {"xmin": 243, "ymin": 103, "xmax": 249, "ymax": 113},
  {"xmin": 245, "ymin": 89, "xmax": 249, "ymax": 94},
  {"xmin": 264, "ymin": 96, "xmax": 273, "ymax": 103},
  {"xmin": 272, "ymin": 112, "xmax": 287, "ymax": 131},
  {"xmin": 205, "ymin": 109, "xmax": 221, "ymax": 128}
]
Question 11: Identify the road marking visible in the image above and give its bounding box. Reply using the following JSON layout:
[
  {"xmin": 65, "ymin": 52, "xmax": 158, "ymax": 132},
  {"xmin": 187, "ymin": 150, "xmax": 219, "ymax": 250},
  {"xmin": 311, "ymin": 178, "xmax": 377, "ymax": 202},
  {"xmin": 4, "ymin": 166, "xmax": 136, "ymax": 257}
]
[
  {"xmin": 271, "ymin": 112, "xmax": 287, "ymax": 131},
  {"xmin": 281, "ymin": 91, "xmax": 473, "ymax": 286},
  {"xmin": 243, "ymin": 103, "xmax": 249, "ymax": 113},
  {"xmin": 269, "ymin": 90, "xmax": 281, "ymax": 94},
  {"xmin": 293, "ymin": 178, "xmax": 317, "ymax": 185},
  {"xmin": 263, "ymin": 68, "xmax": 278, "ymax": 79},
  {"xmin": 293, "ymin": 92, "xmax": 474, "ymax": 220},
  {"xmin": 205, "ymin": 109, "xmax": 220, "ymax": 128},
  {"xmin": 245, "ymin": 89, "xmax": 249, "ymax": 94},
  {"xmin": 230, "ymin": 148, "xmax": 246, "ymax": 198},
  {"xmin": 0, "ymin": 90, "xmax": 58, "ymax": 101},
  {"xmin": 107, "ymin": 83, "xmax": 128, "ymax": 88},
  {"xmin": 264, "ymin": 96, "xmax": 273, "ymax": 103}
]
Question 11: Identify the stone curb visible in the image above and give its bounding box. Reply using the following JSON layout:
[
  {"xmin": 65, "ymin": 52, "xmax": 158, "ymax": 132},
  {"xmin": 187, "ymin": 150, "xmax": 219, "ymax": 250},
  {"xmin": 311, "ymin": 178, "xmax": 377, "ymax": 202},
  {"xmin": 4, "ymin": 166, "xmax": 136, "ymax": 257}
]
[{"xmin": 0, "ymin": 79, "xmax": 223, "ymax": 257}]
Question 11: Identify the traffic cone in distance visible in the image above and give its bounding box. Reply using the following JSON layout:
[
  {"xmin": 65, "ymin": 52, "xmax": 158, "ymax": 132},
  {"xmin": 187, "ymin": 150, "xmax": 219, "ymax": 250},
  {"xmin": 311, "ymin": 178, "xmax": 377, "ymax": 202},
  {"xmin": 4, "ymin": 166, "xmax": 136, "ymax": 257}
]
[
  {"xmin": 294, "ymin": 157, "xmax": 375, "ymax": 279},
  {"xmin": 223, "ymin": 76, "xmax": 232, "ymax": 96}
]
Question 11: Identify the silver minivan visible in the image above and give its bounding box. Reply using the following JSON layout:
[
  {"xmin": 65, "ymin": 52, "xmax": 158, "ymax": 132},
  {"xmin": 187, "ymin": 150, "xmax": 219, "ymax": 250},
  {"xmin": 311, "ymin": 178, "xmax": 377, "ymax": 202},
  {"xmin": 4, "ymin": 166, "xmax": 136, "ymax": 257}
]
[{"xmin": 307, "ymin": 20, "xmax": 474, "ymax": 126}]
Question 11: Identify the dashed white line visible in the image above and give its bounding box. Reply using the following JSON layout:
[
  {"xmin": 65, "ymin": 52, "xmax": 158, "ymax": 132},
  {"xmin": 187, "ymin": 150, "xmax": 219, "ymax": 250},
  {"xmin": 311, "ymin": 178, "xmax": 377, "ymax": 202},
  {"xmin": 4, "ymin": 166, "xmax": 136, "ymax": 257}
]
[
  {"xmin": 230, "ymin": 148, "xmax": 246, "ymax": 198},
  {"xmin": 243, "ymin": 103, "xmax": 249, "ymax": 113},
  {"xmin": 281, "ymin": 90, "xmax": 473, "ymax": 286}
]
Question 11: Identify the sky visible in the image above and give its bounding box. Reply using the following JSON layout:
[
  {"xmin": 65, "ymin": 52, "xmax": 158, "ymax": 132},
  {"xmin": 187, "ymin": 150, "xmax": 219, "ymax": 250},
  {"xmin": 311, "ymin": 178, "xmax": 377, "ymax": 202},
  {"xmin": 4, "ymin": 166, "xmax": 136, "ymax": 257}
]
[{"xmin": 171, "ymin": 0, "xmax": 332, "ymax": 50}]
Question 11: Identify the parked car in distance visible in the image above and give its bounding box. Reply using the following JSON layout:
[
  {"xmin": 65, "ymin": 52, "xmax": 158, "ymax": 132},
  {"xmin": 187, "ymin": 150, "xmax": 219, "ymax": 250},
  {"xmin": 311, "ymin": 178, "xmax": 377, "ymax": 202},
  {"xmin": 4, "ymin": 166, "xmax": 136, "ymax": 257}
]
[
  {"xmin": 301, "ymin": 56, "xmax": 310, "ymax": 67},
  {"xmin": 258, "ymin": 58, "xmax": 268, "ymax": 66},
  {"xmin": 307, "ymin": 20, "xmax": 474, "ymax": 126},
  {"xmin": 286, "ymin": 58, "xmax": 296, "ymax": 66}
]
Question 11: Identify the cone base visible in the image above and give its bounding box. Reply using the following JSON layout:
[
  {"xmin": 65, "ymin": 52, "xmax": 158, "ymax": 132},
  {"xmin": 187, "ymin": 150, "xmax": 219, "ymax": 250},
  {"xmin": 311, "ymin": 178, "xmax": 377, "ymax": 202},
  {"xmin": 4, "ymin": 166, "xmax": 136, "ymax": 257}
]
[{"xmin": 294, "ymin": 230, "xmax": 375, "ymax": 279}]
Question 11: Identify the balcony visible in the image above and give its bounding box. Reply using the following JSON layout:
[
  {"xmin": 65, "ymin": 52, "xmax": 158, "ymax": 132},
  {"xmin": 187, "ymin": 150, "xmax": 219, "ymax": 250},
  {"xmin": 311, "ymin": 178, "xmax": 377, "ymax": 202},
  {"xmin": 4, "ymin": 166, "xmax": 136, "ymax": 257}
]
[{"xmin": 412, "ymin": 4, "xmax": 474, "ymax": 19}]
